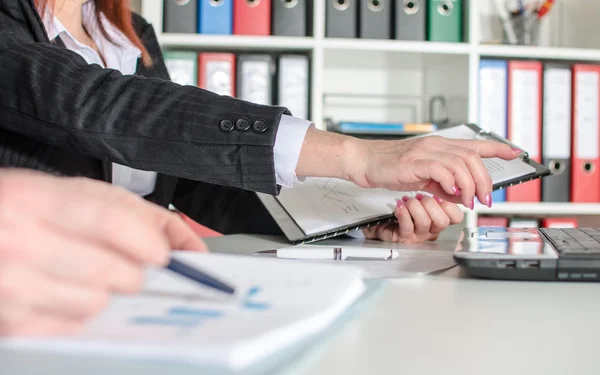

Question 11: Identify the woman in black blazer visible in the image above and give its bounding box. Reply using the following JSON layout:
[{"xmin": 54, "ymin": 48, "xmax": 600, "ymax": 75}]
[{"xmin": 0, "ymin": 0, "xmax": 521, "ymax": 243}]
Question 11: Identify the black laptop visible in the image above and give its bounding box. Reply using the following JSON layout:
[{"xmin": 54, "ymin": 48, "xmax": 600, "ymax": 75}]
[{"xmin": 454, "ymin": 227, "xmax": 600, "ymax": 281}]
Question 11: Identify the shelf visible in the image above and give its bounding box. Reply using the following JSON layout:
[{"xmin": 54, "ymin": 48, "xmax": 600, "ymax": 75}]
[
  {"xmin": 158, "ymin": 34, "xmax": 315, "ymax": 50},
  {"xmin": 478, "ymin": 44, "xmax": 600, "ymax": 62},
  {"xmin": 322, "ymin": 38, "xmax": 472, "ymax": 55},
  {"xmin": 474, "ymin": 203, "xmax": 600, "ymax": 215}
]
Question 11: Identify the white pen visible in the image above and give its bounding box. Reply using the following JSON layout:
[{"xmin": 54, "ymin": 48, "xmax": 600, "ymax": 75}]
[{"xmin": 257, "ymin": 247, "xmax": 400, "ymax": 261}]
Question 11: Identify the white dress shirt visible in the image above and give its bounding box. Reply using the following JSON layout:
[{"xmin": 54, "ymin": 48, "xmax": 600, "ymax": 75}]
[{"xmin": 40, "ymin": 1, "xmax": 310, "ymax": 196}]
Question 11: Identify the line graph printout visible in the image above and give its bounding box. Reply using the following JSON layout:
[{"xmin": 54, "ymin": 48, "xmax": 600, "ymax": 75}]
[
  {"xmin": 0, "ymin": 252, "xmax": 365, "ymax": 371},
  {"xmin": 276, "ymin": 177, "xmax": 419, "ymax": 235}
]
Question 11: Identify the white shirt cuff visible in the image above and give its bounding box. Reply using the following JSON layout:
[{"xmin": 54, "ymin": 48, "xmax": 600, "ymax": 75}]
[{"xmin": 273, "ymin": 115, "xmax": 312, "ymax": 188}]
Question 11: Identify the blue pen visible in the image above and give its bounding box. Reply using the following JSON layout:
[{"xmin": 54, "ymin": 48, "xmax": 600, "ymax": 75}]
[{"xmin": 166, "ymin": 258, "xmax": 235, "ymax": 295}]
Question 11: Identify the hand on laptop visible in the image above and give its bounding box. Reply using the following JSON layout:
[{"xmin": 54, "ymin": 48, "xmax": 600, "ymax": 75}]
[
  {"xmin": 363, "ymin": 194, "xmax": 463, "ymax": 243},
  {"xmin": 0, "ymin": 170, "xmax": 206, "ymax": 337}
]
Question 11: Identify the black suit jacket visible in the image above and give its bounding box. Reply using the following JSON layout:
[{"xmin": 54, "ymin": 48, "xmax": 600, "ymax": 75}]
[{"xmin": 0, "ymin": 0, "xmax": 283, "ymax": 234}]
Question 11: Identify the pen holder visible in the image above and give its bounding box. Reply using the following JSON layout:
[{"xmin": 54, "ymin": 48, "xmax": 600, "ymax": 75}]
[{"xmin": 505, "ymin": 13, "xmax": 540, "ymax": 45}]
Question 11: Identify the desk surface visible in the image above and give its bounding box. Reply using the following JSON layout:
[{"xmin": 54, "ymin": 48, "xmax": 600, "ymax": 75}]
[{"xmin": 3, "ymin": 228, "xmax": 600, "ymax": 375}]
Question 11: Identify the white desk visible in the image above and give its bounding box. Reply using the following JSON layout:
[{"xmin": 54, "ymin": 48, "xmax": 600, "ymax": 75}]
[{"xmin": 3, "ymin": 228, "xmax": 600, "ymax": 375}]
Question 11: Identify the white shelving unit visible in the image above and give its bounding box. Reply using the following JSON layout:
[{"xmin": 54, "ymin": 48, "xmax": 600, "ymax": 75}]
[{"xmin": 140, "ymin": 0, "xmax": 600, "ymax": 223}]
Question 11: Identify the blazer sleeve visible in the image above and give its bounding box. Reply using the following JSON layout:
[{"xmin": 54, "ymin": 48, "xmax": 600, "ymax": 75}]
[{"xmin": 0, "ymin": 2, "xmax": 288, "ymax": 195}]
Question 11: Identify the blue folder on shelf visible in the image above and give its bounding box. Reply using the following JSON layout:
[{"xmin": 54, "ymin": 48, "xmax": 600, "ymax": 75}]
[
  {"xmin": 198, "ymin": 0, "xmax": 232, "ymax": 35},
  {"xmin": 478, "ymin": 59, "xmax": 509, "ymax": 203},
  {"xmin": 336, "ymin": 121, "xmax": 438, "ymax": 135}
]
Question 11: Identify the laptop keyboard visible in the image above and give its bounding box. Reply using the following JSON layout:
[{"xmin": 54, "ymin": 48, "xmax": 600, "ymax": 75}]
[{"xmin": 539, "ymin": 228, "xmax": 600, "ymax": 255}]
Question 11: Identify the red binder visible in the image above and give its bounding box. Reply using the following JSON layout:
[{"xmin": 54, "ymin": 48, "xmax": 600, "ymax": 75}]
[
  {"xmin": 571, "ymin": 64, "xmax": 600, "ymax": 202},
  {"xmin": 198, "ymin": 53, "xmax": 236, "ymax": 97},
  {"xmin": 477, "ymin": 216, "xmax": 508, "ymax": 227},
  {"xmin": 233, "ymin": 0, "xmax": 271, "ymax": 35},
  {"xmin": 542, "ymin": 218, "xmax": 578, "ymax": 228},
  {"xmin": 507, "ymin": 60, "xmax": 543, "ymax": 202}
]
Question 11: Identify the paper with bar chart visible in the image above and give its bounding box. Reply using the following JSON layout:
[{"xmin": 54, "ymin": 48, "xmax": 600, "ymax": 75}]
[{"xmin": 0, "ymin": 252, "xmax": 365, "ymax": 370}]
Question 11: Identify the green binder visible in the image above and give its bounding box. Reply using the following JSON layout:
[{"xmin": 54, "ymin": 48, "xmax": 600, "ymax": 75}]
[
  {"xmin": 162, "ymin": 51, "xmax": 198, "ymax": 87},
  {"xmin": 427, "ymin": 0, "xmax": 463, "ymax": 42}
]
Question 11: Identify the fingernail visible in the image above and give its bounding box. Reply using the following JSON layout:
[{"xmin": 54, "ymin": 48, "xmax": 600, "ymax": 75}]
[
  {"xmin": 453, "ymin": 186, "xmax": 460, "ymax": 196},
  {"xmin": 470, "ymin": 197, "xmax": 475, "ymax": 210},
  {"xmin": 511, "ymin": 147, "xmax": 522, "ymax": 152},
  {"xmin": 396, "ymin": 200, "xmax": 404, "ymax": 209},
  {"xmin": 402, "ymin": 196, "xmax": 409, "ymax": 202},
  {"xmin": 486, "ymin": 194, "xmax": 492, "ymax": 208},
  {"xmin": 433, "ymin": 195, "xmax": 444, "ymax": 204},
  {"xmin": 415, "ymin": 193, "xmax": 423, "ymax": 201}
]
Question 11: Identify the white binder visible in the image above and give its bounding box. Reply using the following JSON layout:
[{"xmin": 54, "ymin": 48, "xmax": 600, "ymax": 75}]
[
  {"xmin": 237, "ymin": 54, "xmax": 274, "ymax": 105},
  {"xmin": 278, "ymin": 55, "xmax": 309, "ymax": 120}
]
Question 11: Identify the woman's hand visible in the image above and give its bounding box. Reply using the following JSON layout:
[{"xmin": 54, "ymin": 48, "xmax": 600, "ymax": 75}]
[
  {"xmin": 363, "ymin": 194, "xmax": 464, "ymax": 243},
  {"xmin": 349, "ymin": 135, "xmax": 520, "ymax": 209},
  {"xmin": 0, "ymin": 170, "xmax": 207, "ymax": 337},
  {"xmin": 296, "ymin": 128, "xmax": 521, "ymax": 210}
]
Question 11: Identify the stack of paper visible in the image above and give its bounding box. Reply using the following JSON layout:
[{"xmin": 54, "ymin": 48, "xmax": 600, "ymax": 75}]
[{"xmin": 0, "ymin": 252, "xmax": 366, "ymax": 370}]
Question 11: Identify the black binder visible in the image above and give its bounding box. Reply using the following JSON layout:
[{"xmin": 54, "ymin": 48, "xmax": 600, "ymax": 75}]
[
  {"xmin": 394, "ymin": 0, "xmax": 426, "ymax": 40},
  {"xmin": 273, "ymin": 0, "xmax": 312, "ymax": 37},
  {"xmin": 359, "ymin": 0, "xmax": 391, "ymax": 39},
  {"xmin": 258, "ymin": 123, "xmax": 552, "ymax": 244},
  {"xmin": 164, "ymin": 0, "xmax": 197, "ymax": 34},
  {"xmin": 326, "ymin": 0, "xmax": 357, "ymax": 38}
]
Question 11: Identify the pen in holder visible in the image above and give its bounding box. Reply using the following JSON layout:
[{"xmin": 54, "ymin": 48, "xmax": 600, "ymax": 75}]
[{"xmin": 505, "ymin": 10, "xmax": 540, "ymax": 46}]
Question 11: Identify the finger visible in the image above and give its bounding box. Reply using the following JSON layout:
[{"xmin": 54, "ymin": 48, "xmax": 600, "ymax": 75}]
[
  {"xmin": 421, "ymin": 183, "xmax": 462, "ymax": 204},
  {"xmin": 435, "ymin": 152, "xmax": 476, "ymax": 208},
  {"xmin": 152, "ymin": 209, "xmax": 208, "ymax": 252},
  {"xmin": 404, "ymin": 196, "xmax": 433, "ymax": 236},
  {"xmin": 362, "ymin": 226, "xmax": 377, "ymax": 240},
  {"xmin": 438, "ymin": 198, "xmax": 465, "ymax": 225},
  {"xmin": 453, "ymin": 139, "xmax": 522, "ymax": 160},
  {"xmin": 420, "ymin": 196, "xmax": 450, "ymax": 235},
  {"xmin": 11, "ymin": 176, "xmax": 172, "ymax": 266},
  {"xmin": 396, "ymin": 198, "xmax": 415, "ymax": 240},
  {"xmin": 57, "ymin": 187, "xmax": 172, "ymax": 266},
  {"xmin": 451, "ymin": 146, "xmax": 493, "ymax": 206},
  {"xmin": 0, "ymin": 264, "xmax": 109, "ymax": 322},
  {"xmin": 0, "ymin": 224, "xmax": 145, "ymax": 294},
  {"xmin": 371, "ymin": 222, "xmax": 399, "ymax": 243},
  {"xmin": 411, "ymin": 160, "xmax": 458, "ymax": 198}
]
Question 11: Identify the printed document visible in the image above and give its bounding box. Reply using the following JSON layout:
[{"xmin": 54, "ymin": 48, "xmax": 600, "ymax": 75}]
[{"xmin": 0, "ymin": 253, "xmax": 365, "ymax": 370}]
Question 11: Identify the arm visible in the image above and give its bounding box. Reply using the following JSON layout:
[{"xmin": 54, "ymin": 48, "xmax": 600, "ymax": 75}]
[{"xmin": 0, "ymin": 3, "xmax": 286, "ymax": 194}]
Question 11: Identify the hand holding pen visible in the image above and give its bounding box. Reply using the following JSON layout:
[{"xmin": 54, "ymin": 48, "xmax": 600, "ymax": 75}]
[{"xmin": 0, "ymin": 170, "xmax": 215, "ymax": 337}]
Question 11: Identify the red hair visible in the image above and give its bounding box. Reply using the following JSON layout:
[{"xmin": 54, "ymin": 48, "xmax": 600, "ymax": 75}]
[{"xmin": 35, "ymin": 0, "xmax": 152, "ymax": 66}]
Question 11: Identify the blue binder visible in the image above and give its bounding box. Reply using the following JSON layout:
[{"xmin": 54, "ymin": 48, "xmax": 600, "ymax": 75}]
[
  {"xmin": 198, "ymin": 0, "xmax": 232, "ymax": 35},
  {"xmin": 478, "ymin": 59, "xmax": 508, "ymax": 203}
]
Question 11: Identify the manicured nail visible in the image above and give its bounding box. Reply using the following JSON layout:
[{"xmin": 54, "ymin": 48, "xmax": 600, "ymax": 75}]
[
  {"xmin": 396, "ymin": 200, "xmax": 404, "ymax": 209},
  {"xmin": 402, "ymin": 196, "xmax": 410, "ymax": 202},
  {"xmin": 453, "ymin": 186, "xmax": 460, "ymax": 196},
  {"xmin": 433, "ymin": 195, "xmax": 444, "ymax": 204},
  {"xmin": 486, "ymin": 194, "xmax": 492, "ymax": 208},
  {"xmin": 415, "ymin": 193, "xmax": 424, "ymax": 201},
  {"xmin": 470, "ymin": 197, "xmax": 475, "ymax": 210}
]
